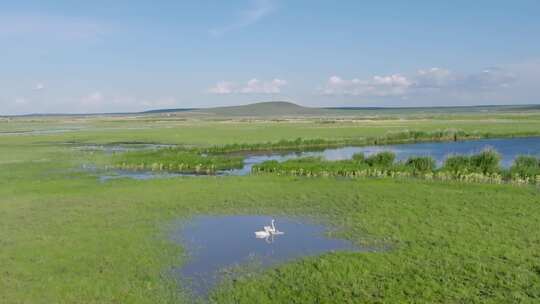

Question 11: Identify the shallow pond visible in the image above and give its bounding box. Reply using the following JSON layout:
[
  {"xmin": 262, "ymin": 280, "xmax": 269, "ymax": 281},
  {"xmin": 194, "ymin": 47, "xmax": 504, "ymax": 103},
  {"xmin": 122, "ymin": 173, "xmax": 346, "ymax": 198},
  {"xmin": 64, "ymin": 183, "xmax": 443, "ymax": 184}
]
[
  {"xmin": 98, "ymin": 170, "xmax": 190, "ymax": 182},
  {"xmin": 171, "ymin": 215, "xmax": 362, "ymax": 297}
]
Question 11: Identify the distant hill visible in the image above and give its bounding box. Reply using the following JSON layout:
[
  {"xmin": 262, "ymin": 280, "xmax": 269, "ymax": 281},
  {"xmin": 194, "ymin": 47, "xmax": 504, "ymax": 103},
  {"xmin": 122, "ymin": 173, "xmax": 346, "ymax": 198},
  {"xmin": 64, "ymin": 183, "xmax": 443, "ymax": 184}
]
[
  {"xmin": 178, "ymin": 102, "xmax": 540, "ymax": 117},
  {"xmin": 190, "ymin": 101, "xmax": 326, "ymax": 117},
  {"xmin": 140, "ymin": 108, "xmax": 197, "ymax": 114},
  {"xmin": 3, "ymin": 101, "xmax": 540, "ymax": 118}
]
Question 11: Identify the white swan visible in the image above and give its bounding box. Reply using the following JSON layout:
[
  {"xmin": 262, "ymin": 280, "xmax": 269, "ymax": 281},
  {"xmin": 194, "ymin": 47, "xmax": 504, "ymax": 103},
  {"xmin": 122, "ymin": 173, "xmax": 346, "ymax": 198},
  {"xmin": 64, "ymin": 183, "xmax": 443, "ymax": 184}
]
[
  {"xmin": 255, "ymin": 230, "xmax": 271, "ymax": 238},
  {"xmin": 270, "ymin": 219, "xmax": 284, "ymax": 235},
  {"xmin": 263, "ymin": 219, "xmax": 276, "ymax": 233},
  {"xmin": 255, "ymin": 219, "xmax": 284, "ymax": 239}
]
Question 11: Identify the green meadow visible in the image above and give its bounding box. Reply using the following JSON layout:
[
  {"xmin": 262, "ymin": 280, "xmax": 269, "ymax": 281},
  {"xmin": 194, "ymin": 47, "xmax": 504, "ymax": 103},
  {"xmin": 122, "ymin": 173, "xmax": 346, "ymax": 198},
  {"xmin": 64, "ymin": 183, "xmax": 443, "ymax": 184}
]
[{"xmin": 1, "ymin": 109, "xmax": 540, "ymax": 303}]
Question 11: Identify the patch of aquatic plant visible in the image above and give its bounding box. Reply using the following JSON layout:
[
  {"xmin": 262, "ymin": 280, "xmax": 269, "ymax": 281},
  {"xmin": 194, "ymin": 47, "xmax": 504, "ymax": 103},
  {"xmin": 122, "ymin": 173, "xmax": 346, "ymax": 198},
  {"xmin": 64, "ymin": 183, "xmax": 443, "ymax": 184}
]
[
  {"xmin": 204, "ymin": 137, "xmax": 355, "ymax": 154},
  {"xmin": 405, "ymin": 156, "xmax": 436, "ymax": 174},
  {"xmin": 111, "ymin": 149, "xmax": 244, "ymax": 174},
  {"xmin": 441, "ymin": 155, "xmax": 471, "ymax": 174},
  {"xmin": 364, "ymin": 151, "xmax": 396, "ymax": 167},
  {"xmin": 253, "ymin": 152, "xmax": 410, "ymax": 178},
  {"xmin": 509, "ymin": 155, "xmax": 540, "ymax": 183},
  {"xmin": 254, "ymin": 157, "xmax": 373, "ymax": 177},
  {"xmin": 442, "ymin": 149, "xmax": 501, "ymax": 175},
  {"xmin": 253, "ymin": 150, "xmax": 540, "ymax": 185},
  {"xmin": 470, "ymin": 149, "xmax": 501, "ymax": 174}
]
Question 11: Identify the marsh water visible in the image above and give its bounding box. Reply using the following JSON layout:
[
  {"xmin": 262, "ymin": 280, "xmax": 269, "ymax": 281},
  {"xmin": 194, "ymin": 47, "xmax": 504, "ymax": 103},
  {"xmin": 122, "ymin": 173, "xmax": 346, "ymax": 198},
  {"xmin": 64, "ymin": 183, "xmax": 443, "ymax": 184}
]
[
  {"xmin": 171, "ymin": 215, "xmax": 361, "ymax": 297},
  {"xmin": 94, "ymin": 137, "xmax": 540, "ymax": 180},
  {"xmin": 98, "ymin": 170, "xmax": 189, "ymax": 182},
  {"xmin": 226, "ymin": 136, "xmax": 540, "ymax": 175}
]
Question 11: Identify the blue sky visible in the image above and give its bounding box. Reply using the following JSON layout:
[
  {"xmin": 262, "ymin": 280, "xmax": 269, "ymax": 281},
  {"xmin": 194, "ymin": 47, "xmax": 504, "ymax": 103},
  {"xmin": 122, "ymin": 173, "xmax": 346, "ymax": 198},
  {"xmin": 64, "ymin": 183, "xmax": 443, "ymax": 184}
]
[{"xmin": 1, "ymin": 0, "xmax": 540, "ymax": 114}]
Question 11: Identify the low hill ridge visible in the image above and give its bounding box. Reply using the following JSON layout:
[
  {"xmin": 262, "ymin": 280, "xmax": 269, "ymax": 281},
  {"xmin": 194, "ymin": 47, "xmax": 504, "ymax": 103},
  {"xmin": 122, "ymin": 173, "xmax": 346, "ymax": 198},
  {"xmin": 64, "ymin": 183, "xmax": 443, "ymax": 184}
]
[{"xmin": 193, "ymin": 101, "xmax": 322, "ymax": 116}]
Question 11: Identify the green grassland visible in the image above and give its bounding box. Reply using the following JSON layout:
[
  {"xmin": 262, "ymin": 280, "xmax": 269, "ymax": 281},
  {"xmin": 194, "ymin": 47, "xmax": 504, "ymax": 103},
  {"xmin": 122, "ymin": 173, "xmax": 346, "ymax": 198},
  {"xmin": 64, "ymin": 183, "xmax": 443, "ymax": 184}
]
[
  {"xmin": 1, "ymin": 106, "xmax": 540, "ymax": 303},
  {"xmin": 3, "ymin": 112, "xmax": 540, "ymax": 147}
]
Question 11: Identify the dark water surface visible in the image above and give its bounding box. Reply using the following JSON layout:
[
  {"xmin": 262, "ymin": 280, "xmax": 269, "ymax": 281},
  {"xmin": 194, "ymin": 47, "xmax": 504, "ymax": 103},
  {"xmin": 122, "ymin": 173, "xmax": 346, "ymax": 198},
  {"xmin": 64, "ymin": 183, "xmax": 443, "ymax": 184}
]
[{"xmin": 171, "ymin": 215, "xmax": 362, "ymax": 297}]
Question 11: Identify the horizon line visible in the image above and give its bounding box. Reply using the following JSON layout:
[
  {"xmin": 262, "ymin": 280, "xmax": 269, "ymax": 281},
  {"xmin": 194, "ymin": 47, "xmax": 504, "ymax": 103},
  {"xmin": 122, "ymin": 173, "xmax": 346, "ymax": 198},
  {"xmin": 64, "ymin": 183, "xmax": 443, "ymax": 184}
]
[{"xmin": 2, "ymin": 101, "xmax": 540, "ymax": 117}]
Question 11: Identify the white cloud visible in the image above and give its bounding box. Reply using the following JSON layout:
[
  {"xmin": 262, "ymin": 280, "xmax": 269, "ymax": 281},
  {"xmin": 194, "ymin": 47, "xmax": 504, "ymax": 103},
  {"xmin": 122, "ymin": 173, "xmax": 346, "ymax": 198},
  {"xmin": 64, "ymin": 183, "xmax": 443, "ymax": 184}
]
[
  {"xmin": 14, "ymin": 97, "xmax": 27, "ymax": 105},
  {"xmin": 322, "ymin": 67, "xmax": 517, "ymax": 97},
  {"xmin": 322, "ymin": 74, "xmax": 411, "ymax": 96},
  {"xmin": 210, "ymin": 0, "xmax": 276, "ymax": 36},
  {"xmin": 208, "ymin": 81, "xmax": 236, "ymax": 94},
  {"xmin": 33, "ymin": 83, "xmax": 45, "ymax": 90},
  {"xmin": 414, "ymin": 68, "xmax": 454, "ymax": 88},
  {"xmin": 459, "ymin": 68, "xmax": 516, "ymax": 89},
  {"xmin": 209, "ymin": 78, "xmax": 287, "ymax": 94},
  {"xmin": 413, "ymin": 67, "xmax": 515, "ymax": 90},
  {"xmin": 81, "ymin": 91, "xmax": 104, "ymax": 106}
]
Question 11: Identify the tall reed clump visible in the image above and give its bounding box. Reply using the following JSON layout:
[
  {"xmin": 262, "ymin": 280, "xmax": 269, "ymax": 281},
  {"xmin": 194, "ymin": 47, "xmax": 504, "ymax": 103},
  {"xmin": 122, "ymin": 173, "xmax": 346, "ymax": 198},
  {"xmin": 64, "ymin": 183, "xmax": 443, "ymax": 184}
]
[
  {"xmin": 351, "ymin": 153, "xmax": 365, "ymax": 162},
  {"xmin": 469, "ymin": 149, "xmax": 501, "ymax": 174},
  {"xmin": 405, "ymin": 156, "xmax": 436, "ymax": 175},
  {"xmin": 252, "ymin": 151, "xmax": 399, "ymax": 178},
  {"xmin": 365, "ymin": 151, "xmax": 396, "ymax": 167},
  {"xmin": 442, "ymin": 155, "xmax": 471, "ymax": 174},
  {"xmin": 442, "ymin": 149, "xmax": 501, "ymax": 175},
  {"xmin": 438, "ymin": 149, "xmax": 503, "ymax": 183},
  {"xmin": 509, "ymin": 155, "xmax": 540, "ymax": 183}
]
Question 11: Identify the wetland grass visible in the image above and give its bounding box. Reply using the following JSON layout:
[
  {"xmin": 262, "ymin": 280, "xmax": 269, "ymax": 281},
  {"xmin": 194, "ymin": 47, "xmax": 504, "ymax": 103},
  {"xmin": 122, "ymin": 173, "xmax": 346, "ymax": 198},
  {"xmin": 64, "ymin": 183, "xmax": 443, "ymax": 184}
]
[
  {"xmin": 111, "ymin": 149, "xmax": 244, "ymax": 174},
  {"xmin": 2, "ymin": 114, "xmax": 540, "ymax": 303},
  {"xmin": 253, "ymin": 150, "xmax": 540, "ymax": 185},
  {"xmin": 203, "ymin": 129, "xmax": 539, "ymax": 154}
]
